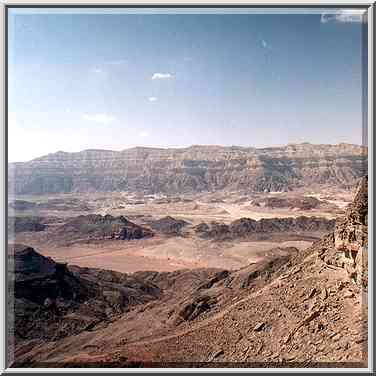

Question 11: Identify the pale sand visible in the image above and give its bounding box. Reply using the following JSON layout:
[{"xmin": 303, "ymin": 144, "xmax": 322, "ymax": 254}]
[{"xmin": 32, "ymin": 236, "xmax": 313, "ymax": 274}]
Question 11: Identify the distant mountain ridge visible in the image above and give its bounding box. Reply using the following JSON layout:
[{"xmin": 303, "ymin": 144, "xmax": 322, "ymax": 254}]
[{"xmin": 8, "ymin": 143, "xmax": 367, "ymax": 195}]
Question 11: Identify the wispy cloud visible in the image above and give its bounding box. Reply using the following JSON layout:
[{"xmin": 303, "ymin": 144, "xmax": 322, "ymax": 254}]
[
  {"xmin": 148, "ymin": 97, "xmax": 158, "ymax": 102},
  {"xmin": 152, "ymin": 73, "xmax": 174, "ymax": 80},
  {"xmin": 92, "ymin": 67, "xmax": 103, "ymax": 73},
  {"xmin": 139, "ymin": 131, "xmax": 150, "ymax": 138},
  {"xmin": 260, "ymin": 39, "xmax": 272, "ymax": 50},
  {"xmin": 82, "ymin": 113, "xmax": 115, "ymax": 124},
  {"xmin": 320, "ymin": 9, "xmax": 366, "ymax": 24}
]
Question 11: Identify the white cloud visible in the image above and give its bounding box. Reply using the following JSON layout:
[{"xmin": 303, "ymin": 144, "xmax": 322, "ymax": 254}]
[
  {"xmin": 148, "ymin": 97, "xmax": 158, "ymax": 102},
  {"xmin": 261, "ymin": 39, "xmax": 268, "ymax": 48},
  {"xmin": 320, "ymin": 9, "xmax": 366, "ymax": 24},
  {"xmin": 152, "ymin": 73, "xmax": 173, "ymax": 80},
  {"xmin": 92, "ymin": 67, "xmax": 103, "ymax": 73},
  {"xmin": 82, "ymin": 113, "xmax": 115, "ymax": 124},
  {"xmin": 139, "ymin": 131, "xmax": 150, "ymax": 138}
]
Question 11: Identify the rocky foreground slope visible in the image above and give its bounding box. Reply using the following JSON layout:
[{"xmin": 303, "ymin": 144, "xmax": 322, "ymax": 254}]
[
  {"xmin": 7, "ymin": 243, "xmax": 161, "ymax": 360},
  {"xmin": 9, "ymin": 143, "xmax": 367, "ymax": 195},
  {"xmin": 9, "ymin": 177, "xmax": 368, "ymax": 367}
]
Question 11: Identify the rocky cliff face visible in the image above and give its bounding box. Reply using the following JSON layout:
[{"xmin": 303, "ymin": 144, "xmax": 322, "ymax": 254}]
[
  {"xmin": 8, "ymin": 143, "xmax": 367, "ymax": 195},
  {"xmin": 334, "ymin": 176, "xmax": 368, "ymax": 252},
  {"xmin": 320, "ymin": 176, "xmax": 368, "ymax": 288}
]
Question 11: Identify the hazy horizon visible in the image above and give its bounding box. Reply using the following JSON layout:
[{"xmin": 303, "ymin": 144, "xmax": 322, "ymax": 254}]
[
  {"xmin": 8, "ymin": 8, "xmax": 367, "ymax": 162},
  {"xmin": 8, "ymin": 140, "xmax": 368, "ymax": 164},
  {"xmin": 8, "ymin": 138, "xmax": 369, "ymax": 163}
]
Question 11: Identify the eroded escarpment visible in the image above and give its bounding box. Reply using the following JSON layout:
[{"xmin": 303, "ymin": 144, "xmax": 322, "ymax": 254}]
[{"xmin": 9, "ymin": 143, "xmax": 367, "ymax": 195}]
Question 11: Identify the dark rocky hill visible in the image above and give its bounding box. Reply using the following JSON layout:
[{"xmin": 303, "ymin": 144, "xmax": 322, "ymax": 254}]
[
  {"xmin": 251, "ymin": 196, "xmax": 322, "ymax": 210},
  {"xmin": 147, "ymin": 216, "xmax": 189, "ymax": 235},
  {"xmin": 8, "ymin": 198, "xmax": 92, "ymax": 212},
  {"xmin": 8, "ymin": 216, "xmax": 46, "ymax": 233},
  {"xmin": 8, "ymin": 200, "xmax": 37, "ymax": 211},
  {"xmin": 195, "ymin": 216, "xmax": 335, "ymax": 240},
  {"xmin": 54, "ymin": 214, "xmax": 153, "ymax": 243},
  {"xmin": 8, "ymin": 143, "xmax": 367, "ymax": 195}
]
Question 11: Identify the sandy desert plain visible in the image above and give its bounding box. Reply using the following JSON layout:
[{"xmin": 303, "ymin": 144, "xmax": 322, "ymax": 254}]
[{"xmin": 9, "ymin": 186, "xmax": 352, "ymax": 273}]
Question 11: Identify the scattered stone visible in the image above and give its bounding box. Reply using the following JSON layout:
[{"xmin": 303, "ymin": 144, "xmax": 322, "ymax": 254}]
[
  {"xmin": 285, "ymin": 309, "xmax": 321, "ymax": 344},
  {"xmin": 320, "ymin": 288, "xmax": 328, "ymax": 300},
  {"xmin": 84, "ymin": 319, "xmax": 102, "ymax": 332},
  {"xmin": 344, "ymin": 291, "xmax": 355, "ymax": 298},
  {"xmin": 256, "ymin": 343, "xmax": 264, "ymax": 355},
  {"xmin": 307, "ymin": 288, "xmax": 317, "ymax": 299},
  {"xmin": 355, "ymin": 338, "xmax": 366, "ymax": 344},
  {"xmin": 44, "ymin": 298, "xmax": 54, "ymax": 309},
  {"xmin": 208, "ymin": 349, "xmax": 224, "ymax": 361},
  {"xmin": 285, "ymin": 353, "xmax": 297, "ymax": 361},
  {"xmin": 325, "ymin": 264, "xmax": 342, "ymax": 271},
  {"xmin": 177, "ymin": 295, "xmax": 217, "ymax": 322},
  {"xmin": 254, "ymin": 322, "xmax": 266, "ymax": 332}
]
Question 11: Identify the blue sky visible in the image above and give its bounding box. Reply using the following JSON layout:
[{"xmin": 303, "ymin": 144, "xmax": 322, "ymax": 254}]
[{"xmin": 8, "ymin": 8, "xmax": 367, "ymax": 162}]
